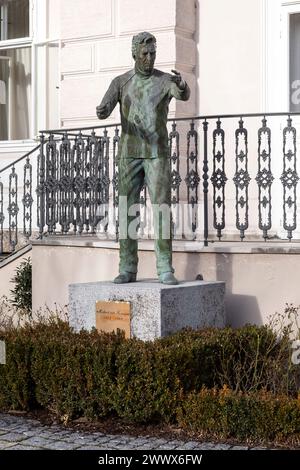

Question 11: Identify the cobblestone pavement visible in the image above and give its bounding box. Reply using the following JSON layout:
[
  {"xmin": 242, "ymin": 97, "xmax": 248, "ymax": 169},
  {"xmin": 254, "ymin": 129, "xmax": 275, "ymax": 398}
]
[{"xmin": 0, "ymin": 413, "xmax": 263, "ymax": 450}]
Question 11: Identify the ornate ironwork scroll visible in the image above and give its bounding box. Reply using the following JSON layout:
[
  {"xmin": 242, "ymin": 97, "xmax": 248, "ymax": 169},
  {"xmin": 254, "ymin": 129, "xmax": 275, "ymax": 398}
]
[
  {"xmin": 59, "ymin": 132, "xmax": 73, "ymax": 234},
  {"xmin": 169, "ymin": 121, "xmax": 181, "ymax": 236},
  {"xmin": 185, "ymin": 121, "xmax": 199, "ymax": 234},
  {"xmin": 233, "ymin": 118, "xmax": 250, "ymax": 240},
  {"xmin": 112, "ymin": 126, "xmax": 120, "ymax": 238},
  {"xmin": 23, "ymin": 156, "xmax": 33, "ymax": 239},
  {"xmin": 99, "ymin": 128, "xmax": 110, "ymax": 233},
  {"xmin": 211, "ymin": 120, "xmax": 227, "ymax": 239},
  {"xmin": 85, "ymin": 130, "xmax": 101, "ymax": 234},
  {"xmin": 73, "ymin": 132, "xmax": 86, "ymax": 234},
  {"xmin": 169, "ymin": 121, "xmax": 181, "ymax": 205},
  {"xmin": 37, "ymin": 134, "xmax": 45, "ymax": 238},
  {"xmin": 100, "ymin": 129, "xmax": 110, "ymax": 206},
  {"xmin": 45, "ymin": 134, "xmax": 59, "ymax": 234},
  {"xmin": 280, "ymin": 116, "xmax": 298, "ymax": 240},
  {"xmin": 202, "ymin": 120, "xmax": 209, "ymax": 245},
  {"xmin": 255, "ymin": 118, "xmax": 273, "ymax": 240},
  {"xmin": 8, "ymin": 166, "xmax": 19, "ymax": 251}
]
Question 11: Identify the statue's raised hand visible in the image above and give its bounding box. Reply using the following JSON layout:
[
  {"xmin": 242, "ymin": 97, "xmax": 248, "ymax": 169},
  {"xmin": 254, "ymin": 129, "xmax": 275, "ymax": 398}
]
[
  {"xmin": 171, "ymin": 69, "xmax": 185, "ymax": 90},
  {"xmin": 96, "ymin": 103, "xmax": 109, "ymax": 119}
]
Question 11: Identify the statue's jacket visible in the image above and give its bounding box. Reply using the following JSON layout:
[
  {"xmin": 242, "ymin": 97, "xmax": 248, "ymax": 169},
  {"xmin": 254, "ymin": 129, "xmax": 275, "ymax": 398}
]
[{"xmin": 99, "ymin": 68, "xmax": 190, "ymax": 159}]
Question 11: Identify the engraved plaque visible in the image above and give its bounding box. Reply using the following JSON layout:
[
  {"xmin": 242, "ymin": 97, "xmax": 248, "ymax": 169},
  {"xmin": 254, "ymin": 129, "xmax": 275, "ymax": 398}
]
[{"xmin": 96, "ymin": 300, "xmax": 131, "ymax": 338}]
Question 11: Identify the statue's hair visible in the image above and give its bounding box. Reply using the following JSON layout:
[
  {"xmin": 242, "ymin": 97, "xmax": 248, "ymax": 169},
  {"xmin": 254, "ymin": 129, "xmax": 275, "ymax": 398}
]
[{"xmin": 132, "ymin": 31, "xmax": 156, "ymax": 59}]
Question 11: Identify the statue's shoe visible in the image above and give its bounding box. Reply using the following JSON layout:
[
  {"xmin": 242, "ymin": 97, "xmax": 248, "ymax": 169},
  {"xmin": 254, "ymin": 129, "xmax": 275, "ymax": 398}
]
[
  {"xmin": 159, "ymin": 272, "xmax": 178, "ymax": 285},
  {"xmin": 114, "ymin": 272, "xmax": 137, "ymax": 284}
]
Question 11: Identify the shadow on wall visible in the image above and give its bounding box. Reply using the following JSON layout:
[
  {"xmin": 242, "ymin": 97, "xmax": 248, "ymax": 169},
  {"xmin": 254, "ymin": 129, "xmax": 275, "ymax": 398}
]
[
  {"xmin": 225, "ymin": 294, "xmax": 262, "ymax": 328},
  {"xmin": 215, "ymin": 252, "xmax": 262, "ymax": 327},
  {"xmin": 180, "ymin": 251, "xmax": 263, "ymax": 328}
]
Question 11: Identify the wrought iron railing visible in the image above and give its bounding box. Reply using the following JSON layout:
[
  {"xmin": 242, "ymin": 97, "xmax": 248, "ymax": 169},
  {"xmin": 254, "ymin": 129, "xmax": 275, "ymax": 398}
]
[
  {"xmin": 37, "ymin": 112, "xmax": 300, "ymax": 245},
  {"xmin": 1, "ymin": 111, "xmax": 300, "ymax": 257},
  {"xmin": 0, "ymin": 145, "xmax": 40, "ymax": 255}
]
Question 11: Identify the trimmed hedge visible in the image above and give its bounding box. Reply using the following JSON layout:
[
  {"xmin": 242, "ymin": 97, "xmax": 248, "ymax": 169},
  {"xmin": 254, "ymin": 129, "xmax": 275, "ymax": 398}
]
[
  {"xmin": 178, "ymin": 387, "xmax": 300, "ymax": 441},
  {"xmin": 0, "ymin": 320, "xmax": 300, "ymax": 441}
]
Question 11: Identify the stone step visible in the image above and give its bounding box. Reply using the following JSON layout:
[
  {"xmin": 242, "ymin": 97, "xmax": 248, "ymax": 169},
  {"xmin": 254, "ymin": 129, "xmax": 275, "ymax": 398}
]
[
  {"xmin": 0, "ymin": 245, "xmax": 32, "ymax": 268},
  {"xmin": 0, "ymin": 253, "xmax": 12, "ymax": 261}
]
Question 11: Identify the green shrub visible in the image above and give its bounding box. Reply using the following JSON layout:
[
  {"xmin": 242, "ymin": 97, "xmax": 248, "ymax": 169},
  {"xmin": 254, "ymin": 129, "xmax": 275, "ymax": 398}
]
[
  {"xmin": 1, "ymin": 319, "xmax": 298, "ymax": 425},
  {"xmin": 111, "ymin": 339, "xmax": 182, "ymax": 422},
  {"xmin": 177, "ymin": 387, "xmax": 300, "ymax": 442},
  {"xmin": 0, "ymin": 326, "xmax": 36, "ymax": 410},
  {"xmin": 30, "ymin": 322, "xmax": 124, "ymax": 420},
  {"xmin": 159, "ymin": 325, "xmax": 298, "ymax": 396},
  {"xmin": 10, "ymin": 258, "xmax": 32, "ymax": 314}
]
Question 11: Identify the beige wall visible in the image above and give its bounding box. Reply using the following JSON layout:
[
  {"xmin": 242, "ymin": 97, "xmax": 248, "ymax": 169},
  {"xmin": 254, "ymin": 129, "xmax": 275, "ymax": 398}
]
[
  {"xmin": 59, "ymin": 0, "xmax": 196, "ymax": 128},
  {"xmin": 32, "ymin": 241, "xmax": 300, "ymax": 327},
  {"xmin": 197, "ymin": 0, "xmax": 264, "ymax": 115}
]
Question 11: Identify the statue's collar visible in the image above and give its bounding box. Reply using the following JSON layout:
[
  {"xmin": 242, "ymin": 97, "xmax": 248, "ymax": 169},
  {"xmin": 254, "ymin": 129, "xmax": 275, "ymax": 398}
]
[{"xmin": 134, "ymin": 66, "xmax": 154, "ymax": 79}]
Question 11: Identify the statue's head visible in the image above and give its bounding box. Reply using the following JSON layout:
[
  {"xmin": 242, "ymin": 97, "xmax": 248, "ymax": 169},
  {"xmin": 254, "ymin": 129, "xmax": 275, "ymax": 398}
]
[{"xmin": 132, "ymin": 31, "xmax": 156, "ymax": 75}]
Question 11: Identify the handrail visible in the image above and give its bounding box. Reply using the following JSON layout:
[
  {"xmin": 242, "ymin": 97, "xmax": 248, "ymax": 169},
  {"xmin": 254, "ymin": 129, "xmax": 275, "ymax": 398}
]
[
  {"xmin": 40, "ymin": 111, "xmax": 300, "ymax": 135},
  {"xmin": 175, "ymin": 111, "xmax": 300, "ymax": 121},
  {"xmin": 40, "ymin": 123, "xmax": 121, "ymax": 134},
  {"xmin": 0, "ymin": 144, "xmax": 41, "ymax": 174}
]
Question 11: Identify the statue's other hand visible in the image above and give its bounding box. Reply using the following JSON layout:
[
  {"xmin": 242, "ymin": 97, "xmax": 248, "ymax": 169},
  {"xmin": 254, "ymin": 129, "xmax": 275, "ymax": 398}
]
[
  {"xmin": 96, "ymin": 104, "xmax": 109, "ymax": 119},
  {"xmin": 171, "ymin": 69, "xmax": 185, "ymax": 90}
]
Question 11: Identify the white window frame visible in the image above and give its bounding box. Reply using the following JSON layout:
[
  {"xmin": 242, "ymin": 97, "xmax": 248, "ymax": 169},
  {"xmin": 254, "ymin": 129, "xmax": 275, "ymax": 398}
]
[
  {"xmin": 0, "ymin": 0, "xmax": 61, "ymax": 150},
  {"xmin": 263, "ymin": 0, "xmax": 300, "ymax": 238},
  {"xmin": 0, "ymin": 55, "xmax": 12, "ymax": 138},
  {"xmin": 0, "ymin": 2, "xmax": 8, "ymax": 41},
  {"xmin": 264, "ymin": 0, "xmax": 300, "ymax": 112},
  {"xmin": 0, "ymin": 0, "xmax": 35, "ymax": 147}
]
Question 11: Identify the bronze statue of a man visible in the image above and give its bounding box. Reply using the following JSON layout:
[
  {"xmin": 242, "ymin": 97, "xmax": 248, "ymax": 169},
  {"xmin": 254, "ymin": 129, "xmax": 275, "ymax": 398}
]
[{"xmin": 96, "ymin": 31, "xmax": 190, "ymax": 284}]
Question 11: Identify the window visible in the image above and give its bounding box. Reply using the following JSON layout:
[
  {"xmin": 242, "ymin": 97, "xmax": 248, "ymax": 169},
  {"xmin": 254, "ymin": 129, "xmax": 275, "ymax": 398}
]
[
  {"xmin": 0, "ymin": 0, "xmax": 29, "ymax": 40},
  {"xmin": 289, "ymin": 12, "xmax": 300, "ymax": 113},
  {"xmin": 289, "ymin": 13, "xmax": 300, "ymax": 112},
  {"xmin": 0, "ymin": 0, "xmax": 31, "ymax": 141}
]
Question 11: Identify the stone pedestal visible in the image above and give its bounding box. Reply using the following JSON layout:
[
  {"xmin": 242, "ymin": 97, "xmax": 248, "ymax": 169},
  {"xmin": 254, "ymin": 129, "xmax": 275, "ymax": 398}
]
[{"xmin": 69, "ymin": 280, "xmax": 226, "ymax": 341}]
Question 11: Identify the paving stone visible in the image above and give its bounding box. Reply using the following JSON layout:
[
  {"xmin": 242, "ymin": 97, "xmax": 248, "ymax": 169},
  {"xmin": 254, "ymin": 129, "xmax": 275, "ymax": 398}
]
[
  {"xmin": 191, "ymin": 442, "xmax": 231, "ymax": 450},
  {"xmin": 92, "ymin": 432, "xmax": 114, "ymax": 439},
  {"xmin": 0, "ymin": 413, "xmax": 267, "ymax": 451},
  {"xmin": 41, "ymin": 441, "xmax": 82, "ymax": 450},
  {"xmin": 0, "ymin": 432, "xmax": 28, "ymax": 442},
  {"xmin": 231, "ymin": 445, "xmax": 250, "ymax": 450},
  {"xmin": 10, "ymin": 425, "xmax": 38, "ymax": 433},
  {"xmin": 144, "ymin": 438, "xmax": 168, "ymax": 445},
  {"xmin": 60, "ymin": 437, "xmax": 97, "ymax": 446},
  {"xmin": 105, "ymin": 439, "xmax": 128, "ymax": 446},
  {"xmin": 6, "ymin": 444, "xmax": 44, "ymax": 450},
  {"xmin": 156, "ymin": 444, "xmax": 181, "ymax": 450},
  {"xmin": 77, "ymin": 445, "xmax": 112, "ymax": 450},
  {"xmin": 180, "ymin": 441, "xmax": 205, "ymax": 449},
  {"xmin": 18, "ymin": 436, "xmax": 56, "ymax": 448},
  {"xmin": 0, "ymin": 440, "xmax": 19, "ymax": 449},
  {"xmin": 0, "ymin": 424, "xmax": 19, "ymax": 432},
  {"xmin": 213, "ymin": 444, "xmax": 231, "ymax": 450},
  {"xmin": 22, "ymin": 430, "xmax": 44, "ymax": 438},
  {"xmin": 250, "ymin": 447, "xmax": 268, "ymax": 450},
  {"xmin": 166, "ymin": 440, "xmax": 189, "ymax": 449}
]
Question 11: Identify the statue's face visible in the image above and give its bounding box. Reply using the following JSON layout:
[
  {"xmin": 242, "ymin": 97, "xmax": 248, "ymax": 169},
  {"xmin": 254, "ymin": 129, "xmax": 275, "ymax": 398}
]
[{"xmin": 135, "ymin": 42, "xmax": 156, "ymax": 74}]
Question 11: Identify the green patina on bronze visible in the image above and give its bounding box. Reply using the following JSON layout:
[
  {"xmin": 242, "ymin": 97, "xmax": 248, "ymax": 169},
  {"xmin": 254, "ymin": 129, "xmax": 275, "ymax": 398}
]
[{"xmin": 96, "ymin": 31, "xmax": 190, "ymax": 284}]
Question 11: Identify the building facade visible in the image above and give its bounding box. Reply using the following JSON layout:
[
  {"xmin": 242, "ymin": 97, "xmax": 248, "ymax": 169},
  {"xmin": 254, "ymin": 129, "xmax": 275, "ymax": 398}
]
[{"xmin": 1, "ymin": 0, "xmax": 300, "ymax": 326}]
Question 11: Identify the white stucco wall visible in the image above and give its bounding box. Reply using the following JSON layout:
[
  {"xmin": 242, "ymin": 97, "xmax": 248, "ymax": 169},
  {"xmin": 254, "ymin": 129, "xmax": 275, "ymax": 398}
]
[
  {"xmin": 197, "ymin": 0, "xmax": 264, "ymax": 115},
  {"xmin": 59, "ymin": 0, "xmax": 196, "ymax": 129}
]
